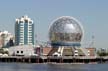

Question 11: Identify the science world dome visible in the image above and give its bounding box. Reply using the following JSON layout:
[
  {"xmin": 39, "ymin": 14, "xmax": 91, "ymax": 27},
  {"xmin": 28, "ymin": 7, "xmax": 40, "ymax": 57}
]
[{"xmin": 49, "ymin": 16, "xmax": 84, "ymax": 46}]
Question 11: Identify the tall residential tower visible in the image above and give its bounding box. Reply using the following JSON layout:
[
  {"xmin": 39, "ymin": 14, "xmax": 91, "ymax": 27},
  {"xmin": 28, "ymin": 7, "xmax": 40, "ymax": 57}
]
[{"xmin": 15, "ymin": 15, "xmax": 34, "ymax": 45}]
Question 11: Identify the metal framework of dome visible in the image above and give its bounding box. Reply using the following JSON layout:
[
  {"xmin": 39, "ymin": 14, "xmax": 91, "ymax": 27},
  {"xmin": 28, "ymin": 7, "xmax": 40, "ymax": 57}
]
[{"xmin": 49, "ymin": 16, "xmax": 84, "ymax": 46}]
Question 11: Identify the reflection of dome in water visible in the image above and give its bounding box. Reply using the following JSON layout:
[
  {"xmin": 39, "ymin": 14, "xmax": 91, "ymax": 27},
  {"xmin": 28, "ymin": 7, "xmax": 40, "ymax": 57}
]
[{"xmin": 49, "ymin": 16, "xmax": 84, "ymax": 46}]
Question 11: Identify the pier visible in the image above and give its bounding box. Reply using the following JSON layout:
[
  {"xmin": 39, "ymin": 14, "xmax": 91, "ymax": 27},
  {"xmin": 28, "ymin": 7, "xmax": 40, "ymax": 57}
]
[{"xmin": 0, "ymin": 56, "xmax": 108, "ymax": 64}]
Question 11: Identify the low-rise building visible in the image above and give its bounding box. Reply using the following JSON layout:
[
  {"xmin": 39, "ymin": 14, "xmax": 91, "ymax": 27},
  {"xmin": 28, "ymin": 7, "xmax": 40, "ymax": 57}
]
[
  {"xmin": 8, "ymin": 45, "xmax": 35, "ymax": 56},
  {"xmin": 86, "ymin": 48, "xmax": 96, "ymax": 56}
]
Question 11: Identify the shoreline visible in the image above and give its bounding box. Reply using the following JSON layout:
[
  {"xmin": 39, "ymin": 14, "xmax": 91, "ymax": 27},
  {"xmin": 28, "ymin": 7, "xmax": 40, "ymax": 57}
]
[{"xmin": 0, "ymin": 62, "xmax": 102, "ymax": 65}]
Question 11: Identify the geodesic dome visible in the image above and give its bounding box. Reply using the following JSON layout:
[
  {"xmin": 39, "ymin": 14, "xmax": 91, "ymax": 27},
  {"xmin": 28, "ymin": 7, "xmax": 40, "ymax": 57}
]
[{"xmin": 49, "ymin": 16, "xmax": 84, "ymax": 46}]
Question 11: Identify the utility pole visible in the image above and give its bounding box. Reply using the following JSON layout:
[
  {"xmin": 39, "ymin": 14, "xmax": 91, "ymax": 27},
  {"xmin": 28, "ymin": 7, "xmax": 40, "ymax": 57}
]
[
  {"xmin": 91, "ymin": 35, "xmax": 95, "ymax": 48},
  {"xmin": 35, "ymin": 34, "xmax": 38, "ymax": 45}
]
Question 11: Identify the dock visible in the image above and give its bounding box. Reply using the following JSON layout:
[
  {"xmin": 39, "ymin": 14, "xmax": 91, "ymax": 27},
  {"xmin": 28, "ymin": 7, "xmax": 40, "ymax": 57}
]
[{"xmin": 0, "ymin": 56, "xmax": 108, "ymax": 64}]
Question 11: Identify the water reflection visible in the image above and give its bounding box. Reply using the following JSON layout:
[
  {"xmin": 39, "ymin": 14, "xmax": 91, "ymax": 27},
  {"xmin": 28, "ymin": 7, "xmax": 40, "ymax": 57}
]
[{"xmin": 0, "ymin": 63, "xmax": 107, "ymax": 71}]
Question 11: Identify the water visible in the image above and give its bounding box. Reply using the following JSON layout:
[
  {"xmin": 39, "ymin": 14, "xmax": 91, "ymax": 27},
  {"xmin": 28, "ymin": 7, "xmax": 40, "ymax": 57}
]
[{"xmin": 0, "ymin": 63, "xmax": 108, "ymax": 71}]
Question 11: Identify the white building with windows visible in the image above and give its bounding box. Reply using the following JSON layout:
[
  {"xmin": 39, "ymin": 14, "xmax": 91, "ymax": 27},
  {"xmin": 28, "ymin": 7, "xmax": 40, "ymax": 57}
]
[
  {"xmin": 15, "ymin": 15, "xmax": 34, "ymax": 45},
  {"xmin": 8, "ymin": 45, "xmax": 35, "ymax": 56},
  {"xmin": 0, "ymin": 31, "xmax": 14, "ymax": 48}
]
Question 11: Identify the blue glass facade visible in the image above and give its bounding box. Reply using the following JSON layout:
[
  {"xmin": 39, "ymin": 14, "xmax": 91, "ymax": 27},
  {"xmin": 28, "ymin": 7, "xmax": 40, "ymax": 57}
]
[
  {"xmin": 15, "ymin": 22, "xmax": 20, "ymax": 45},
  {"xmin": 24, "ymin": 23, "xmax": 28, "ymax": 44}
]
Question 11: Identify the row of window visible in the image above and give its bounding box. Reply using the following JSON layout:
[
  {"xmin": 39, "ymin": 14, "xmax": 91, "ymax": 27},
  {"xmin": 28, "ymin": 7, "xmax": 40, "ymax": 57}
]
[
  {"xmin": 16, "ymin": 20, "xmax": 33, "ymax": 24},
  {"xmin": 17, "ymin": 51, "xmax": 23, "ymax": 53},
  {"xmin": 20, "ymin": 32, "xmax": 32, "ymax": 37}
]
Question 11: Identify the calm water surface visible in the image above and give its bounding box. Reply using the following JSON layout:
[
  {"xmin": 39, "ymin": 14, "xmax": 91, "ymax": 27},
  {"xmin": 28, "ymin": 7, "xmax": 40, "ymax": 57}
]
[{"xmin": 0, "ymin": 63, "xmax": 108, "ymax": 71}]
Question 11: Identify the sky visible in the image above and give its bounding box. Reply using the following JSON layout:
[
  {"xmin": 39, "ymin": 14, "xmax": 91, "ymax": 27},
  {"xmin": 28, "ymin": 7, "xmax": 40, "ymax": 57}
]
[{"xmin": 0, "ymin": 0, "xmax": 108, "ymax": 48}]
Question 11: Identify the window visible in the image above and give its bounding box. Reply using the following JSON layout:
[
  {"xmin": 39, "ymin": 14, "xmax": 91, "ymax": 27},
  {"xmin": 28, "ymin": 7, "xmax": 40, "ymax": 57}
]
[
  {"xmin": 28, "ymin": 33, "xmax": 32, "ymax": 36},
  {"xmin": 29, "ymin": 21, "xmax": 32, "ymax": 23},
  {"xmin": 17, "ymin": 51, "xmax": 19, "ymax": 53},
  {"xmin": 19, "ymin": 21, "xmax": 24, "ymax": 23},
  {"xmin": 21, "ymin": 51, "xmax": 23, "ymax": 53},
  {"xmin": 25, "ymin": 20, "xmax": 28, "ymax": 23}
]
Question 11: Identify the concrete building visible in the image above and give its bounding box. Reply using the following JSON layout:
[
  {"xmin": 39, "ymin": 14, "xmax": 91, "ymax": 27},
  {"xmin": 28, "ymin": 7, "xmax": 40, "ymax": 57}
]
[
  {"xmin": 34, "ymin": 46, "xmax": 96, "ymax": 57},
  {"xmin": 8, "ymin": 45, "xmax": 35, "ymax": 56},
  {"xmin": 86, "ymin": 48, "xmax": 96, "ymax": 56},
  {"xmin": 0, "ymin": 31, "xmax": 14, "ymax": 48},
  {"xmin": 15, "ymin": 15, "xmax": 34, "ymax": 45}
]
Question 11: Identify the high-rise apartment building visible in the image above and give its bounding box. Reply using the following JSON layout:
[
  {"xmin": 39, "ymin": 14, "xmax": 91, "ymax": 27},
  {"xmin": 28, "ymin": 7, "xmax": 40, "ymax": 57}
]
[{"xmin": 15, "ymin": 15, "xmax": 34, "ymax": 45}]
